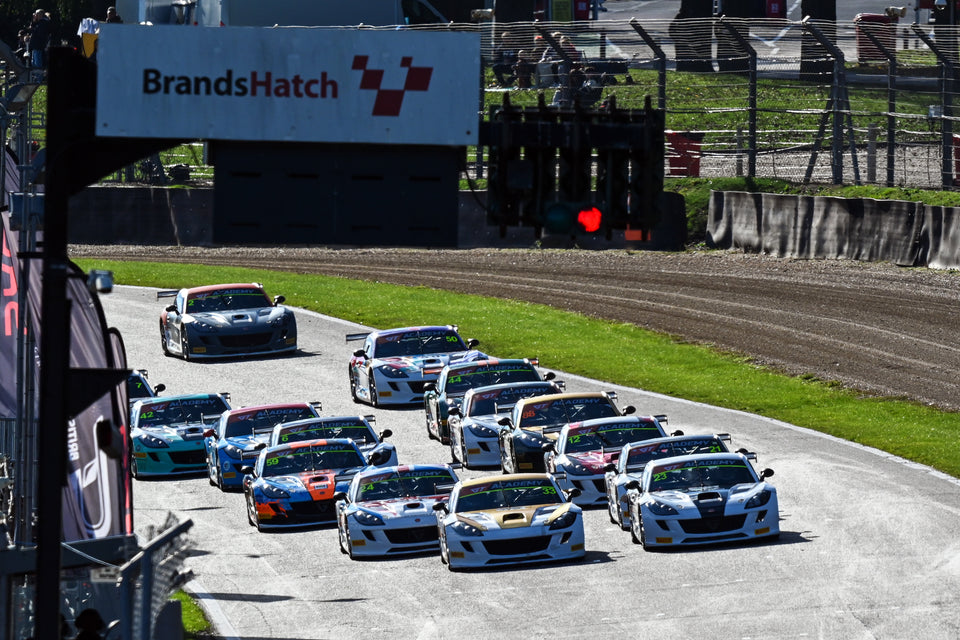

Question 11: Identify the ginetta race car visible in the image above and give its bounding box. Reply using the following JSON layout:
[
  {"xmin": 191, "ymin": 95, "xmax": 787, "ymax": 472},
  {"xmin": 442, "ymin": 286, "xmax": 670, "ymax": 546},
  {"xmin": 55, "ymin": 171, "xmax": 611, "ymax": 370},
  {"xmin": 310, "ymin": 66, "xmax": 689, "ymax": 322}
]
[
  {"xmin": 434, "ymin": 474, "xmax": 585, "ymax": 571},
  {"xmin": 269, "ymin": 415, "xmax": 398, "ymax": 467},
  {"xmin": 423, "ymin": 357, "xmax": 558, "ymax": 444},
  {"xmin": 242, "ymin": 438, "xmax": 390, "ymax": 531},
  {"xmin": 158, "ymin": 282, "xmax": 297, "ymax": 360},
  {"xmin": 448, "ymin": 381, "xmax": 564, "ymax": 469},
  {"xmin": 336, "ymin": 464, "xmax": 459, "ymax": 558},
  {"xmin": 625, "ymin": 452, "xmax": 779, "ymax": 549},
  {"xmin": 204, "ymin": 402, "xmax": 322, "ymax": 491},
  {"xmin": 605, "ymin": 433, "xmax": 735, "ymax": 529},
  {"xmin": 129, "ymin": 393, "xmax": 232, "ymax": 478},
  {"xmin": 347, "ymin": 325, "xmax": 485, "ymax": 406},
  {"xmin": 498, "ymin": 391, "xmax": 635, "ymax": 474},
  {"xmin": 544, "ymin": 415, "xmax": 671, "ymax": 506}
]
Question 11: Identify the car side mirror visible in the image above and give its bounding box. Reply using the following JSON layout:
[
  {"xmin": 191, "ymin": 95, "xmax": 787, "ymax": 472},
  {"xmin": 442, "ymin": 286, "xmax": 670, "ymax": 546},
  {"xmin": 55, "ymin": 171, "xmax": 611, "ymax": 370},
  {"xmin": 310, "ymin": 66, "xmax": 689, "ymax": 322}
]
[
  {"xmin": 566, "ymin": 488, "xmax": 581, "ymax": 502},
  {"xmin": 760, "ymin": 468, "xmax": 775, "ymax": 479},
  {"xmin": 240, "ymin": 466, "xmax": 253, "ymax": 476},
  {"xmin": 467, "ymin": 338, "xmax": 480, "ymax": 348},
  {"xmin": 333, "ymin": 491, "xmax": 347, "ymax": 502},
  {"xmin": 368, "ymin": 450, "xmax": 388, "ymax": 466},
  {"xmin": 424, "ymin": 382, "xmax": 436, "ymax": 393},
  {"xmin": 432, "ymin": 502, "xmax": 448, "ymax": 513},
  {"xmin": 274, "ymin": 295, "xmax": 285, "ymax": 306},
  {"xmin": 603, "ymin": 463, "xmax": 616, "ymax": 473},
  {"xmin": 379, "ymin": 429, "xmax": 393, "ymax": 440},
  {"xmin": 542, "ymin": 442, "xmax": 556, "ymax": 452},
  {"xmin": 544, "ymin": 371, "xmax": 556, "ymax": 380},
  {"xmin": 625, "ymin": 480, "xmax": 640, "ymax": 491},
  {"xmin": 671, "ymin": 429, "xmax": 684, "ymax": 436},
  {"xmin": 165, "ymin": 304, "xmax": 177, "ymax": 313},
  {"xmin": 448, "ymin": 407, "xmax": 460, "ymax": 417},
  {"xmin": 622, "ymin": 405, "xmax": 636, "ymax": 415},
  {"xmin": 353, "ymin": 349, "xmax": 365, "ymax": 358},
  {"xmin": 253, "ymin": 442, "xmax": 266, "ymax": 451},
  {"xmin": 497, "ymin": 417, "xmax": 512, "ymax": 427},
  {"xmin": 203, "ymin": 429, "xmax": 216, "ymax": 439}
]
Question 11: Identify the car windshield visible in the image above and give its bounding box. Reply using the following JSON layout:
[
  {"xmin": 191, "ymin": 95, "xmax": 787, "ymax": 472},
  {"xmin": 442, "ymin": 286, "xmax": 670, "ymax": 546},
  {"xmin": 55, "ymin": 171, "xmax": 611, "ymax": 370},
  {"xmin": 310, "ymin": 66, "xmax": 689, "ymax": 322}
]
[
  {"xmin": 564, "ymin": 421, "xmax": 663, "ymax": 453},
  {"xmin": 374, "ymin": 329, "xmax": 466, "ymax": 358},
  {"xmin": 443, "ymin": 363, "xmax": 539, "ymax": 395},
  {"xmin": 625, "ymin": 438, "xmax": 725, "ymax": 471},
  {"xmin": 465, "ymin": 384, "xmax": 555, "ymax": 417},
  {"xmin": 223, "ymin": 406, "xmax": 316, "ymax": 438},
  {"xmin": 518, "ymin": 397, "xmax": 618, "ymax": 430},
  {"xmin": 126, "ymin": 375, "xmax": 153, "ymax": 400},
  {"xmin": 357, "ymin": 469, "xmax": 456, "ymax": 501},
  {"xmin": 137, "ymin": 396, "xmax": 228, "ymax": 427},
  {"xmin": 456, "ymin": 478, "xmax": 562, "ymax": 511},
  {"xmin": 186, "ymin": 287, "xmax": 271, "ymax": 313},
  {"xmin": 277, "ymin": 421, "xmax": 377, "ymax": 445},
  {"xmin": 261, "ymin": 445, "xmax": 364, "ymax": 477},
  {"xmin": 648, "ymin": 458, "xmax": 756, "ymax": 492}
]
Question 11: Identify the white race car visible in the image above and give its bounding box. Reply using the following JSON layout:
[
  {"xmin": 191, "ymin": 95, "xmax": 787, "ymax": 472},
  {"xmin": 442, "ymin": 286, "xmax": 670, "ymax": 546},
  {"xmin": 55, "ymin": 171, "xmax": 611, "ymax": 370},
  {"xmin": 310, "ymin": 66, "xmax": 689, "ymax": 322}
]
[
  {"xmin": 544, "ymin": 415, "xmax": 671, "ymax": 506},
  {"xmin": 270, "ymin": 415, "xmax": 398, "ymax": 467},
  {"xmin": 604, "ymin": 433, "xmax": 735, "ymax": 530},
  {"xmin": 434, "ymin": 474, "xmax": 585, "ymax": 571},
  {"xmin": 335, "ymin": 464, "xmax": 459, "ymax": 558},
  {"xmin": 625, "ymin": 452, "xmax": 779, "ymax": 549},
  {"xmin": 347, "ymin": 325, "xmax": 485, "ymax": 406},
  {"xmin": 448, "ymin": 381, "xmax": 563, "ymax": 469}
]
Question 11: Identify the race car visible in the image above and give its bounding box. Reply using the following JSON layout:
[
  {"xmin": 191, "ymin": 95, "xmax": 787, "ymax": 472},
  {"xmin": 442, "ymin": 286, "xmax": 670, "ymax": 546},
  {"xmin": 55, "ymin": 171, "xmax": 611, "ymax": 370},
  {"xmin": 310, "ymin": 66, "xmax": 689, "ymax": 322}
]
[
  {"xmin": 498, "ymin": 391, "xmax": 635, "ymax": 474},
  {"xmin": 335, "ymin": 464, "xmax": 459, "ymax": 558},
  {"xmin": 605, "ymin": 433, "xmax": 736, "ymax": 529},
  {"xmin": 434, "ymin": 473, "xmax": 585, "ymax": 571},
  {"xmin": 625, "ymin": 452, "xmax": 779, "ymax": 549},
  {"xmin": 347, "ymin": 325, "xmax": 485, "ymax": 407},
  {"xmin": 448, "ymin": 381, "xmax": 564, "ymax": 469},
  {"xmin": 269, "ymin": 415, "xmax": 398, "ymax": 467},
  {"xmin": 129, "ymin": 392, "xmax": 232, "ymax": 478},
  {"xmin": 423, "ymin": 357, "xmax": 559, "ymax": 444},
  {"xmin": 242, "ymin": 438, "xmax": 391, "ymax": 531},
  {"xmin": 544, "ymin": 415, "xmax": 671, "ymax": 506},
  {"xmin": 203, "ymin": 401, "xmax": 322, "ymax": 491},
  {"xmin": 126, "ymin": 369, "xmax": 165, "ymax": 417},
  {"xmin": 158, "ymin": 282, "xmax": 297, "ymax": 360}
]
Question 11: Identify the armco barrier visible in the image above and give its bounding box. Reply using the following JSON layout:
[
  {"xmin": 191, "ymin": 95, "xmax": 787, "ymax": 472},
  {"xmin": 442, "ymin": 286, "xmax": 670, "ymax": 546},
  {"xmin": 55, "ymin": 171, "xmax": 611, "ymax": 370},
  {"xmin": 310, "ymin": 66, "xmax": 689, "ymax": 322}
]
[{"xmin": 707, "ymin": 191, "xmax": 959, "ymax": 269}]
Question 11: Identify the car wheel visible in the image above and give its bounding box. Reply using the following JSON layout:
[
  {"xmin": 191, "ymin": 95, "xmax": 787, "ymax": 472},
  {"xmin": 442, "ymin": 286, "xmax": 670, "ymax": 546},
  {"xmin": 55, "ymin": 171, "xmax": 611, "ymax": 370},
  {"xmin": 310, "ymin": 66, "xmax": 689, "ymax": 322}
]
[
  {"xmin": 369, "ymin": 375, "xmax": 379, "ymax": 407},
  {"xmin": 160, "ymin": 323, "xmax": 171, "ymax": 357},
  {"xmin": 130, "ymin": 454, "xmax": 140, "ymax": 479},
  {"xmin": 606, "ymin": 491, "xmax": 619, "ymax": 525},
  {"xmin": 180, "ymin": 333, "xmax": 190, "ymax": 361},
  {"xmin": 630, "ymin": 515, "xmax": 641, "ymax": 545},
  {"xmin": 439, "ymin": 529, "xmax": 458, "ymax": 571},
  {"xmin": 349, "ymin": 370, "xmax": 361, "ymax": 403},
  {"xmin": 458, "ymin": 434, "xmax": 470, "ymax": 469},
  {"xmin": 207, "ymin": 457, "xmax": 217, "ymax": 487},
  {"xmin": 338, "ymin": 518, "xmax": 352, "ymax": 557},
  {"xmin": 499, "ymin": 438, "xmax": 512, "ymax": 473},
  {"xmin": 426, "ymin": 412, "xmax": 436, "ymax": 441},
  {"xmin": 246, "ymin": 493, "xmax": 257, "ymax": 528}
]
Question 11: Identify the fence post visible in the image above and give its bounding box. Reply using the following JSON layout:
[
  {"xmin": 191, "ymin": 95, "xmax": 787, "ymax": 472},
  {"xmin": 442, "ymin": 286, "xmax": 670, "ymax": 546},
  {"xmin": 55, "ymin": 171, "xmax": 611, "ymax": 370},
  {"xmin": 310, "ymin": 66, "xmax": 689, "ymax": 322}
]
[
  {"xmin": 867, "ymin": 123, "xmax": 877, "ymax": 183},
  {"xmin": 629, "ymin": 19, "xmax": 667, "ymax": 111}
]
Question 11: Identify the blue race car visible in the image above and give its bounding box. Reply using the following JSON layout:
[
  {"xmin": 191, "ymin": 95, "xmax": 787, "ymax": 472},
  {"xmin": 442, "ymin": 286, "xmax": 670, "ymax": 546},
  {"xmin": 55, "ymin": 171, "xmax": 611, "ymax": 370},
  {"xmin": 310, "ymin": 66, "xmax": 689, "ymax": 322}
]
[
  {"xmin": 129, "ymin": 393, "xmax": 232, "ymax": 478},
  {"xmin": 204, "ymin": 401, "xmax": 322, "ymax": 491},
  {"xmin": 242, "ymin": 438, "xmax": 391, "ymax": 531}
]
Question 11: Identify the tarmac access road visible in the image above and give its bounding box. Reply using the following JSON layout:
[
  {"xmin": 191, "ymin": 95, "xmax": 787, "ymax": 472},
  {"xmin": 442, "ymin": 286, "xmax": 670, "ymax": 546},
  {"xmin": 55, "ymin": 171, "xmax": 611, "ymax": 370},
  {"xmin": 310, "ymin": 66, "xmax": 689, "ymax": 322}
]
[{"xmin": 101, "ymin": 283, "xmax": 960, "ymax": 640}]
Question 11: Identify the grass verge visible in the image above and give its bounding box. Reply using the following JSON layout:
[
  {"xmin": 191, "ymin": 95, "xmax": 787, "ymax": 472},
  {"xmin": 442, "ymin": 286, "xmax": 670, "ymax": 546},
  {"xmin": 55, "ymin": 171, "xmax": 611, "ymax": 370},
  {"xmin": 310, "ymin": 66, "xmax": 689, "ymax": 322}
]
[
  {"xmin": 171, "ymin": 590, "xmax": 214, "ymax": 639},
  {"xmin": 74, "ymin": 258, "xmax": 960, "ymax": 479}
]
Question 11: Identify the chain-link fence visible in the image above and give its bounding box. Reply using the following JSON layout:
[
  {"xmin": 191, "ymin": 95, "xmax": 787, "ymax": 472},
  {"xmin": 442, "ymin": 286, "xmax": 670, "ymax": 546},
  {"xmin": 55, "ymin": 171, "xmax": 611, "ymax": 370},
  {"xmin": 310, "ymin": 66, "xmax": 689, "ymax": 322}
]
[{"xmin": 389, "ymin": 17, "xmax": 960, "ymax": 190}]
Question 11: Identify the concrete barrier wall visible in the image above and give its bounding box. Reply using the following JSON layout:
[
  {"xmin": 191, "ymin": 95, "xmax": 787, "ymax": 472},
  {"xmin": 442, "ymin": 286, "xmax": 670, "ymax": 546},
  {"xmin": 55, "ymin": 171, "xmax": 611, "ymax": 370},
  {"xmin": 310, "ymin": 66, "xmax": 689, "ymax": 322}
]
[{"xmin": 707, "ymin": 191, "xmax": 958, "ymax": 269}]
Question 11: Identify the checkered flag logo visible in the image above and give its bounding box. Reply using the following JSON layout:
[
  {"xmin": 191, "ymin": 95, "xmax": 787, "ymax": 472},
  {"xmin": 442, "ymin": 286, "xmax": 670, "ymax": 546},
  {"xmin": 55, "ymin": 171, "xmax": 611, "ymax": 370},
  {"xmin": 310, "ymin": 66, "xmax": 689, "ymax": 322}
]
[{"xmin": 352, "ymin": 55, "xmax": 433, "ymax": 116}]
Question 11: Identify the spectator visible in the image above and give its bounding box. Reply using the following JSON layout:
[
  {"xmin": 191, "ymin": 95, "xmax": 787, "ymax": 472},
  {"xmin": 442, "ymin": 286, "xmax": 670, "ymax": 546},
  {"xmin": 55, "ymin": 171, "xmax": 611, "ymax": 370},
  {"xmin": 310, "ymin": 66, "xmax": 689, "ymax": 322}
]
[
  {"xmin": 491, "ymin": 31, "xmax": 518, "ymax": 87},
  {"xmin": 513, "ymin": 49, "xmax": 535, "ymax": 88},
  {"xmin": 27, "ymin": 9, "xmax": 51, "ymax": 68},
  {"xmin": 74, "ymin": 608, "xmax": 105, "ymax": 640},
  {"xmin": 105, "ymin": 6, "xmax": 123, "ymax": 23}
]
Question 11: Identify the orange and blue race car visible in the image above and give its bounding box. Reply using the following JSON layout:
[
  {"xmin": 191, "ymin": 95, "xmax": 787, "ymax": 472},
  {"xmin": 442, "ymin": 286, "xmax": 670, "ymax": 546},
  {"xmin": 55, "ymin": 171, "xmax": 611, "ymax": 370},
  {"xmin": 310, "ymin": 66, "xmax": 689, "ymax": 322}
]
[{"xmin": 242, "ymin": 438, "xmax": 390, "ymax": 531}]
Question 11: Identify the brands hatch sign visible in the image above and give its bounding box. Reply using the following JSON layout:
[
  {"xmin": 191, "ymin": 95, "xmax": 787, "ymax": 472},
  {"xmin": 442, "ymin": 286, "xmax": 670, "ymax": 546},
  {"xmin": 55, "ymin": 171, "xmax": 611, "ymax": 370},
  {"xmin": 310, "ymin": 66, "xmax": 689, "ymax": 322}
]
[{"xmin": 95, "ymin": 25, "xmax": 480, "ymax": 145}]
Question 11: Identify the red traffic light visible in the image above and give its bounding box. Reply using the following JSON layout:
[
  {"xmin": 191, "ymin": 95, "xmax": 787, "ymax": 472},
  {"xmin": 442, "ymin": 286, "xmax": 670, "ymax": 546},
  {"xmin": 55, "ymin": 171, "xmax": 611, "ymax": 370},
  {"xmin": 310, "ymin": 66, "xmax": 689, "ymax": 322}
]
[{"xmin": 577, "ymin": 206, "xmax": 603, "ymax": 233}]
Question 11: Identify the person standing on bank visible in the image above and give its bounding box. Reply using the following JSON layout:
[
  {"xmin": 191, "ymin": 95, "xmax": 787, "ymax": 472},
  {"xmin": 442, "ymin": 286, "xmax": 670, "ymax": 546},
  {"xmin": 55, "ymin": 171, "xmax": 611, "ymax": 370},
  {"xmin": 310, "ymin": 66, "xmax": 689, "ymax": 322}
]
[
  {"xmin": 27, "ymin": 9, "xmax": 51, "ymax": 68},
  {"xmin": 105, "ymin": 6, "xmax": 123, "ymax": 23}
]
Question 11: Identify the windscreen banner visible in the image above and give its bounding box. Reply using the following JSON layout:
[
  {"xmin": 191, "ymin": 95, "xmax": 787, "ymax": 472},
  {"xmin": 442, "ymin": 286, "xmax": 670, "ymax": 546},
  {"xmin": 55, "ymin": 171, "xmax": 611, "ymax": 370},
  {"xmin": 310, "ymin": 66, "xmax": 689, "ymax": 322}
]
[
  {"xmin": 0, "ymin": 212, "xmax": 20, "ymax": 418},
  {"xmin": 95, "ymin": 25, "xmax": 480, "ymax": 146}
]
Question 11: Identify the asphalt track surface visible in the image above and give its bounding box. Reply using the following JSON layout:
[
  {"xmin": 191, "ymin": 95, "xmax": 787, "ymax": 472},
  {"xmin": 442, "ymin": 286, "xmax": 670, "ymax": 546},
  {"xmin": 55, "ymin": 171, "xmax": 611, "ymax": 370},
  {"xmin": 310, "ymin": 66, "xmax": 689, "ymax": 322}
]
[
  {"xmin": 99, "ymin": 273, "xmax": 960, "ymax": 640},
  {"xmin": 73, "ymin": 246, "xmax": 960, "ymax": 412}
]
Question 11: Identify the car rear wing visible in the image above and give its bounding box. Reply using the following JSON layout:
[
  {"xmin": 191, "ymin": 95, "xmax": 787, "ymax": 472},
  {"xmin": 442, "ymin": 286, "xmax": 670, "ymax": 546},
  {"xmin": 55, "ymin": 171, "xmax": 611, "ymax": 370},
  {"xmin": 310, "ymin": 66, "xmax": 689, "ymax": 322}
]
[
  {"xmin": 310, "ymin": 401, "xmax": 323, "ymax": 413},
  {"xmin": 156, "ymin": 290, "xmax": 178, "ymax": 299},
  {"xmin": 364, "ymin": 414, "xmax": 376, "ymax": 424},
  {"xmin": 346, "ymin": 332, "xmax": 370, "ymax": 343},
  {"xmin": 434, "ymin": 483, "xmax": 456, "ymax": 494},
  {"xmin": 654, "ymin": 414, "xmax": 668, "ymax": 424},
  {"xmin": 715, "ymin": 433, "xmax": 731, "ymax": 442}
]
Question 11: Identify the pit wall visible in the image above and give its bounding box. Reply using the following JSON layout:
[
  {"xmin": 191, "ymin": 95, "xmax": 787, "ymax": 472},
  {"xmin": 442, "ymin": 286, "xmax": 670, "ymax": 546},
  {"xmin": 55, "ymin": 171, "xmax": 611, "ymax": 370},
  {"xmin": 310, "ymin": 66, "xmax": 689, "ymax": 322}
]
[{"xmin": 707, "ymin": 191, "xmax": 960, "ymax": 270}]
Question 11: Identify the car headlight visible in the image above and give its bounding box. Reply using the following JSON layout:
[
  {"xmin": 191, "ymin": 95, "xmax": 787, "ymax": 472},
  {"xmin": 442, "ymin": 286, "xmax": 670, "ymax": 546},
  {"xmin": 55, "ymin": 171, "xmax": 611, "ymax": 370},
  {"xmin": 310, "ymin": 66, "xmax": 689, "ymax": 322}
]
[
  {"xmin": 515, "ymin": 430, "xmax": 545, "ymax": 447},
  {"xmin": 559, "ymin": 459, "xmax": 592, "ymax": 475},
  {"xmin": 222, "ymin": 444, "xmax": 244, "ymax": 460},
  {"xmin": 548, "ymin": 510, "xmax": 578, "ymax": 530},
  {"xmin": 188, "ymin": 316, "xmax": 226, "ymax": 331},
  {"xmin": 260, "ymin": 483, "xmax": 289, "ymax": 499},
  {"xmin": 745, "ymin": 489, "xmax": 772, "ymax": 509},
  {"xmin": 353, "ymin": 510, "xmax": 385, "ymax": 526},
  {"xmin": 466, "ymin": 423, "xmax": 496, "ymax": 438},
  {"xmin": 450, "ymin": 519, "xmax": 484, "ymax": 537},
  {"xmin": 138, "ymin": 434, "xmax": 169, "ymax": 449},
  {"xmin": 647, "ymin": 500, "xmax": 679, "ymax": 516},
  {"xmin": 376, "ymin": 365, "xmax": 409, "ymax": 379}
]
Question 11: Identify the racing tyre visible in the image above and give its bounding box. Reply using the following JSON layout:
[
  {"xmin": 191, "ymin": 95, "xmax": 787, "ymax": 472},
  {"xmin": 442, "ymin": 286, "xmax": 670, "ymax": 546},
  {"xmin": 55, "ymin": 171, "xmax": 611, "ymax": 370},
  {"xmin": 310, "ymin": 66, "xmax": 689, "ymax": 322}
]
[
  {"xmin": 457, "ymin": 434, "xmax": 470, "ymax": 469},
  {"xmin": 160, "ymin": 324, "xmax": 172, "ymax": 357},
  {"xmin": 207, "ymin": 459, "xmax": 217, "ymax": 487},
  {"xmin": 245, "ymin": 494, "xmax": 257, "ymax": 528},
  {"xmin": 180, "ymin": 333, "xmax": 190, "ymax": 361},
  {"xmin": 606, "ymin": 489, "xmax": 619, "ymax": 524},
  {"xmin": 349, "ymin": 369, "xmax": 361, "ymax": 404},
  {"xmin": 130, "ymin": 454, "xmax": 140, "ymax": 479},
  {"xmin": 439, "ymin": 530, "xmax": 460, "ymax": 572},
  {"xmin": 338, "ymin": 519, "xmax": 352, "ymax": 557},
  {"xmin": 369, "ymin": 376, "xmax": 379, "ymax": 407}
]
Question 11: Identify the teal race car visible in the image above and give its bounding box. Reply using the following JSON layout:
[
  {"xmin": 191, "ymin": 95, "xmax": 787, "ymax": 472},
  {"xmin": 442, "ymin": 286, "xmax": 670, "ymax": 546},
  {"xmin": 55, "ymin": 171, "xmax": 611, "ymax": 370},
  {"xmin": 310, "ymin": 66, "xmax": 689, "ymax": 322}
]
[{"xmin": 130, "ymin": 392, "xmax": 232, "ymax": 478}]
